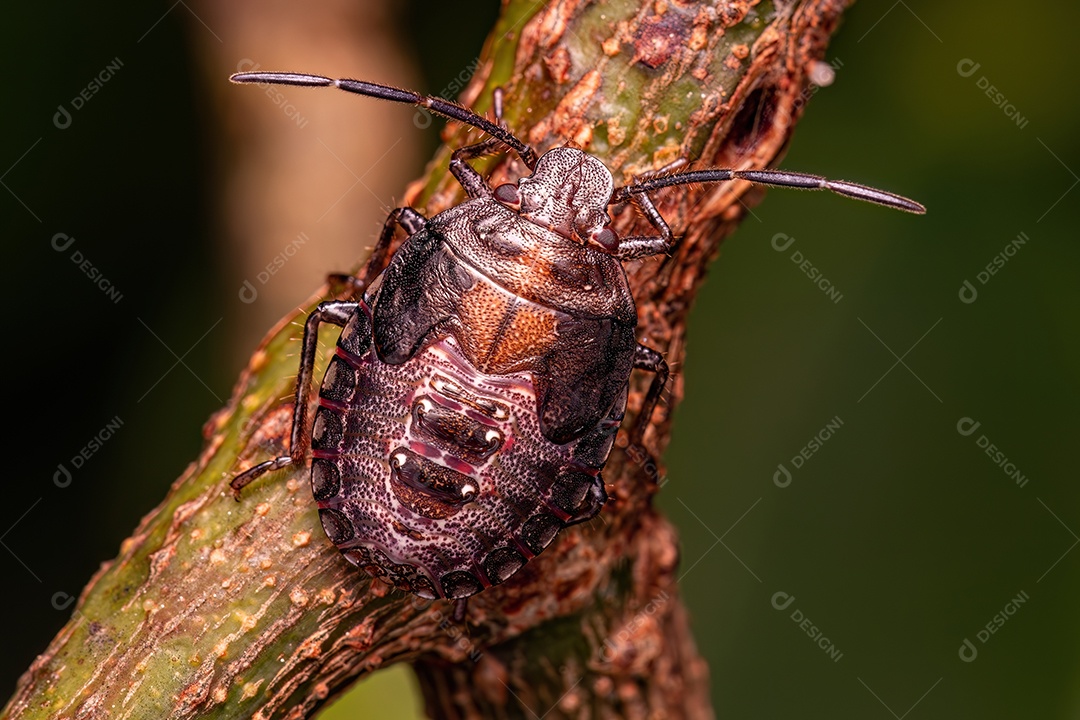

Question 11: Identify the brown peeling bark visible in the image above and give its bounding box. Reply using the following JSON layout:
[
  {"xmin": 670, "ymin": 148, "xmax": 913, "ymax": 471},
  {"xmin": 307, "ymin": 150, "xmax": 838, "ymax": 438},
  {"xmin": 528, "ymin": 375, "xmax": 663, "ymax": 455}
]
[{"xmin": 4, "ymin": 1, "xmax": 851, "ymax": 718}]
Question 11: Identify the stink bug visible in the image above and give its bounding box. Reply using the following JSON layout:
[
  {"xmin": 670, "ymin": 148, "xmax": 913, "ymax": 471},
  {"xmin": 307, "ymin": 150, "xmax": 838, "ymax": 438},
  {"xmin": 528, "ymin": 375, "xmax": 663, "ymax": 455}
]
[{"xmin": 229, "ymin": 71, "xmax": 924, "ymax": 600}]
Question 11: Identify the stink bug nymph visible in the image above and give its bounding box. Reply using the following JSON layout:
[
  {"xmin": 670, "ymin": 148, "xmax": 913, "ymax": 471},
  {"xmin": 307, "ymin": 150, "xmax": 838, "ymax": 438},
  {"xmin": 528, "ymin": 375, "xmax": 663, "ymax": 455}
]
[{"xmin": 229, "ymin": 71, "xmax": 924, "ymax": 601}]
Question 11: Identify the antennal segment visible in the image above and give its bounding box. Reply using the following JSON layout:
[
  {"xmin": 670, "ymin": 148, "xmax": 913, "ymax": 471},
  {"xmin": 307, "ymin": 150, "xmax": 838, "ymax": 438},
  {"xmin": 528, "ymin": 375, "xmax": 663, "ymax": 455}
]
[
  {"xmin": 230, "ymin": 72, "xmax": 538, "ymax": 170},
  {"xmin": 613, "ymin": 168, "xmax": 926, "ymax": 214}
]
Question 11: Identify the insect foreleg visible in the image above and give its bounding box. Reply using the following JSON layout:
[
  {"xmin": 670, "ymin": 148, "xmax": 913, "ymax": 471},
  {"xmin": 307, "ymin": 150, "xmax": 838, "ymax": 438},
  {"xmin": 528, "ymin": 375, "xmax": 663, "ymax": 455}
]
[{"xmin": 615, "ymin": 192, "xmax": 678, "ymax": 260}]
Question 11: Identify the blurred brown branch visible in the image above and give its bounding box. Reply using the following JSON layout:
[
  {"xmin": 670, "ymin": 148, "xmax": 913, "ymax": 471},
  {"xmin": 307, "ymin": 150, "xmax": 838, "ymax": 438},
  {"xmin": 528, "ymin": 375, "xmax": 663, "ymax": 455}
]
[{"xmin": 3, "ymin": 1, "xmax": 851, "ymax": 718}]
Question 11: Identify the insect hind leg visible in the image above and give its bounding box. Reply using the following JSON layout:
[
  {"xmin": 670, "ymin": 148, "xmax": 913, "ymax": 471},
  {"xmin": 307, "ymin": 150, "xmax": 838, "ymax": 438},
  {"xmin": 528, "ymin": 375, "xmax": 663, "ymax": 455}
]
[{"xmin": 230, "ymin": 300, "xmax": 359, "ymax": 499}]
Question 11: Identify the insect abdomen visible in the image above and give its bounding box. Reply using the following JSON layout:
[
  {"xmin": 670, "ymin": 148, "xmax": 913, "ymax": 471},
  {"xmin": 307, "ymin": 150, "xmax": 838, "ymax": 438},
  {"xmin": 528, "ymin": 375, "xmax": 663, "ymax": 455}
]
[{"xmin": 309, "ymin": 303, "xmax": 617, "ymax": 599}]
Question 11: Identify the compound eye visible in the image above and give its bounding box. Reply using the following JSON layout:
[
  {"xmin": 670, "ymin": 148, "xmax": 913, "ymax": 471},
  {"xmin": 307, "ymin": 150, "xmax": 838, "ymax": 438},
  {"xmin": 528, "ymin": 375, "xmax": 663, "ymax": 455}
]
[
  {"xmin": 591, "ymin": 227, "xmax": 619, "ymax": 252},
  {"xmin": 494, "ymin": 183, "xmax": 521, "ymax": 206}
]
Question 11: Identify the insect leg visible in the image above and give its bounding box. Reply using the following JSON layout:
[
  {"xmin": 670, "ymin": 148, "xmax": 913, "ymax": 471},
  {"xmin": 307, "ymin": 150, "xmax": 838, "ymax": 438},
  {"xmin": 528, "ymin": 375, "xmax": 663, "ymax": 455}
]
[
  {"xmin": 615, "ymin": 192, "xmax": 678, "ymax": 261},
  {"xmin": 629, "ymin": 343, "xmax": 669, "ymax": 447},
  {"xmin": 327, "ymin": 207, "xmax": 427, "ymax": 299},
  {"xmin": 230, "ymin": 300, "xmax": 359, "ymax": 498},
  {"xmin": 449, "ymin": 88, "xmax": 507, "ymax": 199},
  {"xmin": 449, "ymin": 140, "xmax": 500, "ymax": 198},
  {"xmin": 452, "ymin": 598, "xmax": 468, "ymax": 624},
  {"xmin": 617, "ymin": 343, "xmax": 670, "ymax": 487}
]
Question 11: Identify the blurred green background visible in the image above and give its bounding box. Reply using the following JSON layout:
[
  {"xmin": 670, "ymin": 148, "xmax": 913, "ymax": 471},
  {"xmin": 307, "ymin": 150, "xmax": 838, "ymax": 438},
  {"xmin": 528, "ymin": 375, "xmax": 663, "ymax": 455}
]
[{"xmin": 3, "ymin": 1, "xmax": 1077, "ymax": 717}]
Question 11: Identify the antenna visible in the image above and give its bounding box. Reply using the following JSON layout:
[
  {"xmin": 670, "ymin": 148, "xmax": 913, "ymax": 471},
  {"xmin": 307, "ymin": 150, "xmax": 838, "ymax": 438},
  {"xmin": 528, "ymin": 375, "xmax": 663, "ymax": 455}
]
[
  {"xmin": 230, "ymin": 72, "xmax": 538, "ymax": 169},
  {"xmin": 613, "ymin": 167, "xmax": 925, "ymax": 214}
]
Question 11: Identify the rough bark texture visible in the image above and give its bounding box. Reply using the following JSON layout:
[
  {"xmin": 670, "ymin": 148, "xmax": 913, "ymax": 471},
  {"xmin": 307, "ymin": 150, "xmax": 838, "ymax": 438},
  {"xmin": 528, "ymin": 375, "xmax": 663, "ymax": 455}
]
[{"xmin": 3, "ymin": 1, "xmax": 850, "ymax": 718}]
